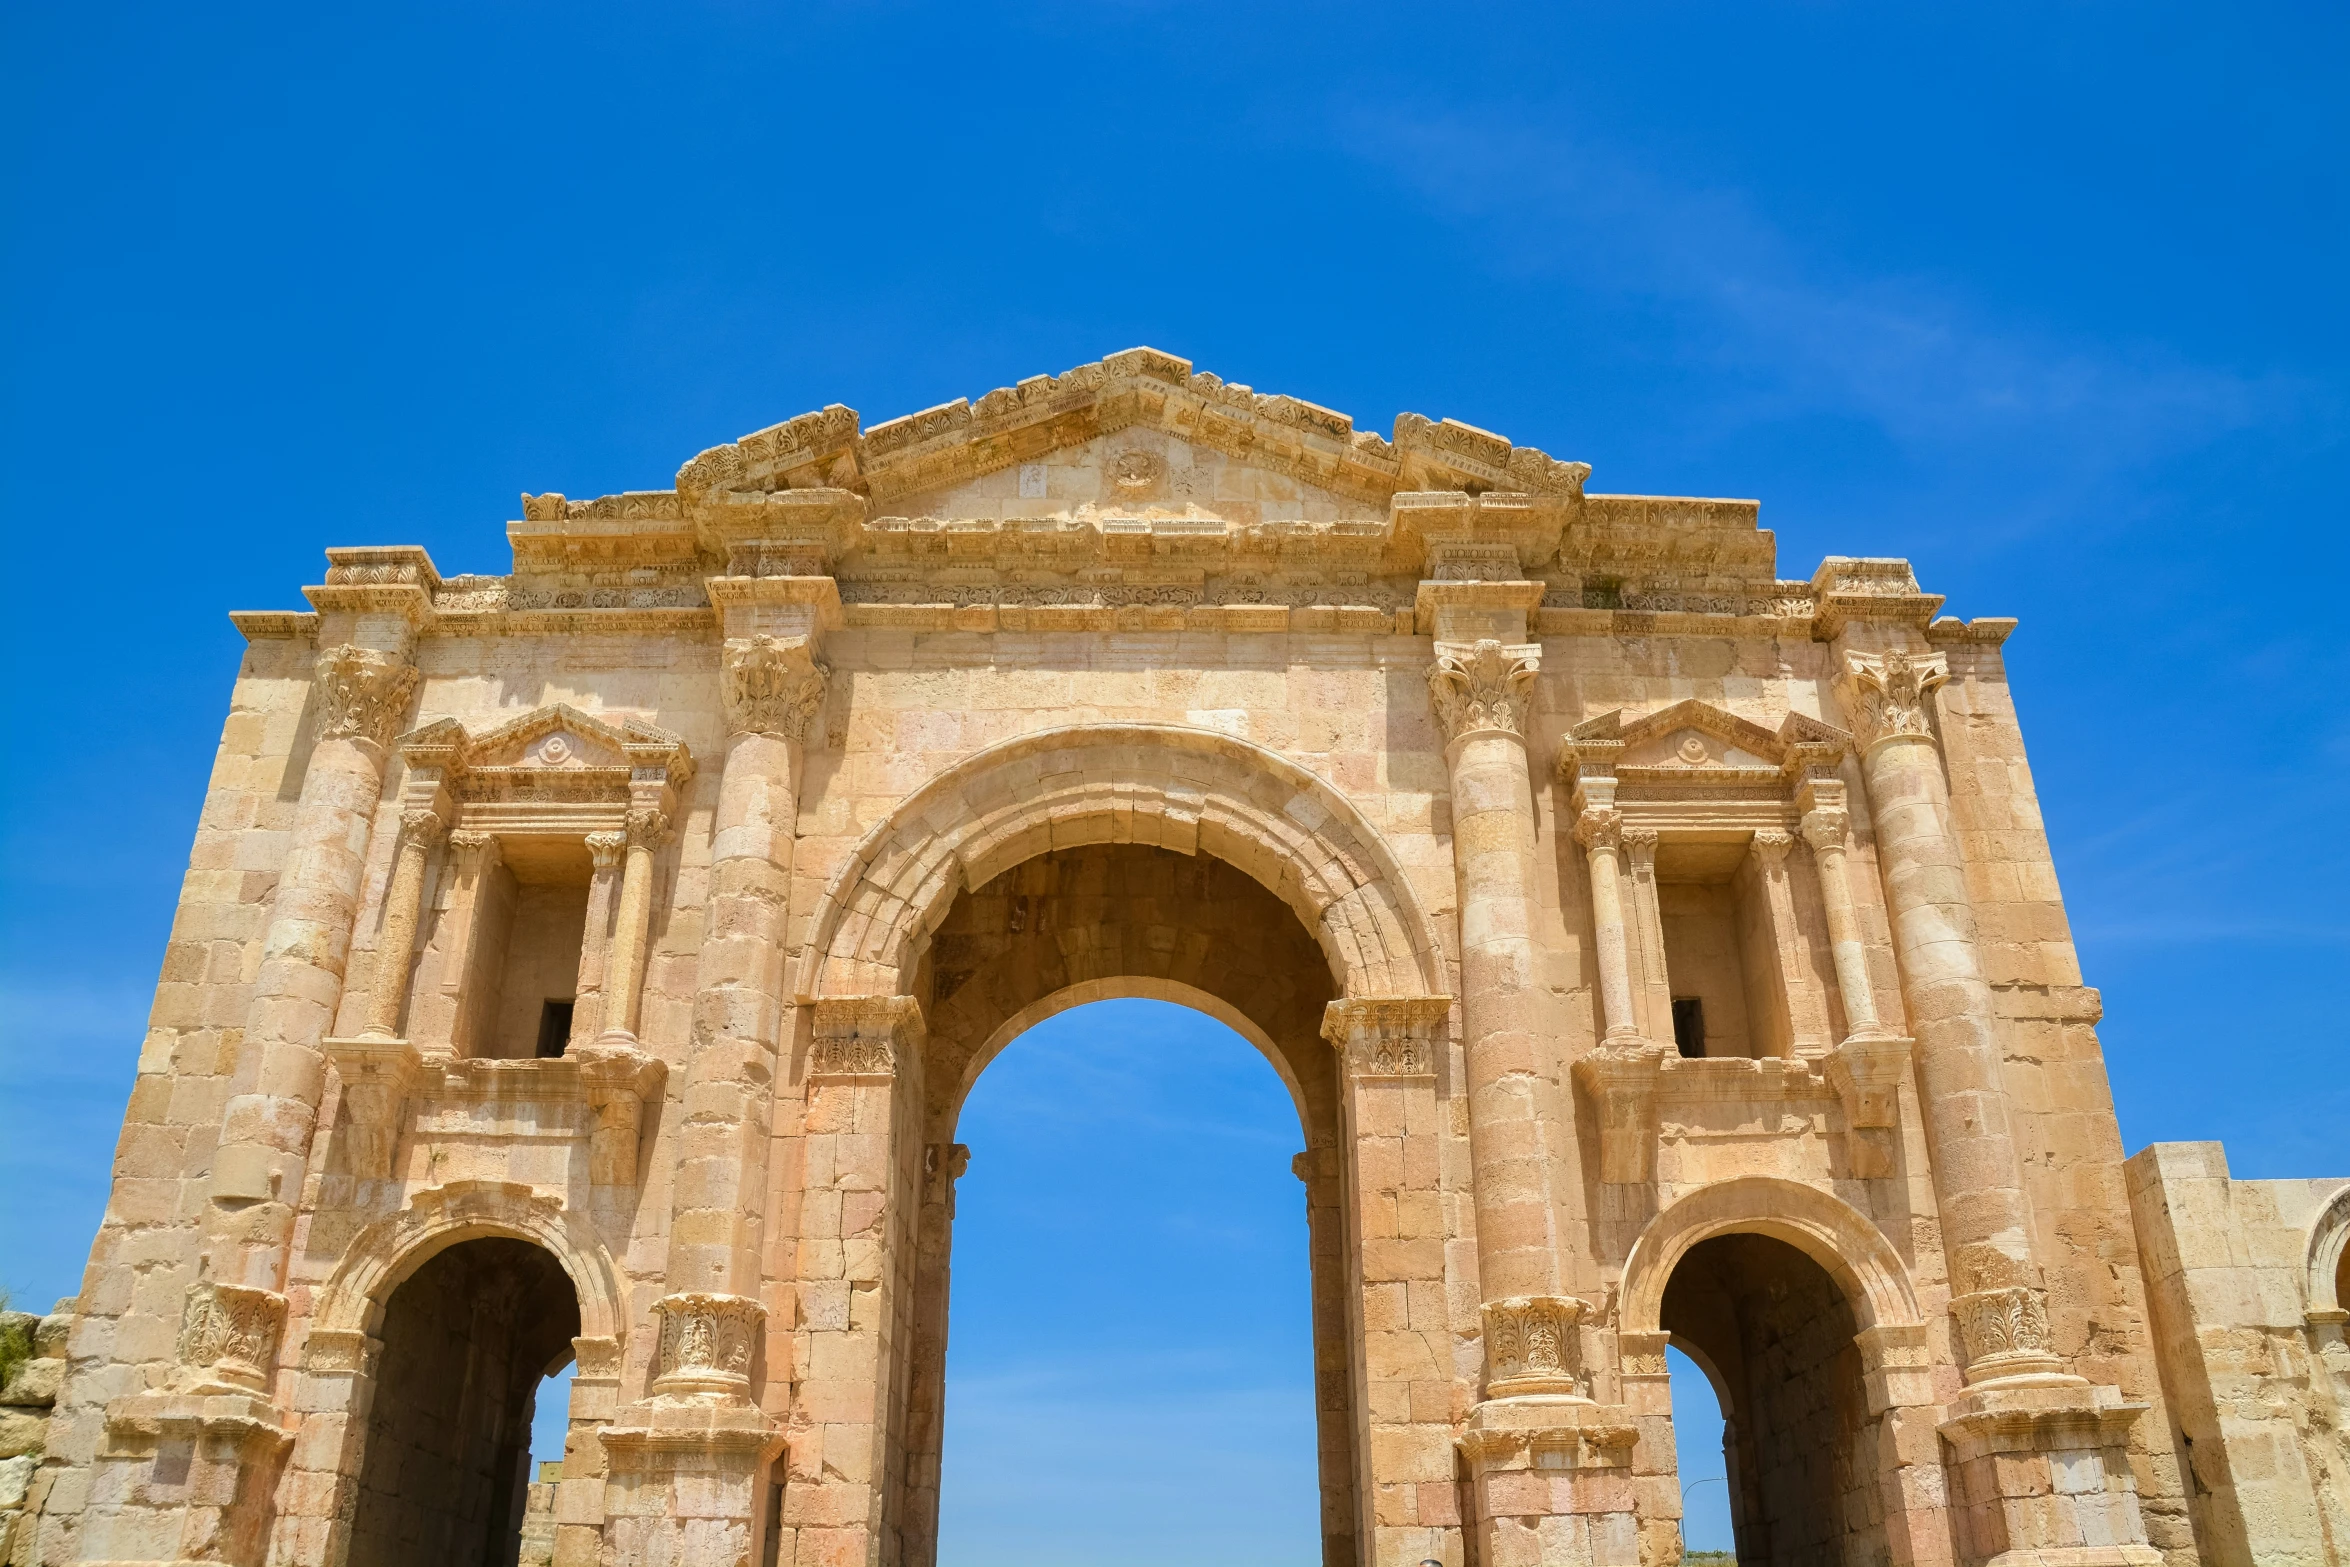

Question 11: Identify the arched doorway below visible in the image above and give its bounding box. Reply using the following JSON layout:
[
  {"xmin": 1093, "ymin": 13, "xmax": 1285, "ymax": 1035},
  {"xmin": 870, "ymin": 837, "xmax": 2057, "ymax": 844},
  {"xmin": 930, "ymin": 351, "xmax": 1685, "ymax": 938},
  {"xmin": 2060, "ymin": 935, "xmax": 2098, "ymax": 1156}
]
[
  {"xmin": 346, "ymin": 1237, "xmax": 582, "ymax": 1567},
  {"xmin": 1661, "ymin": 1233, "xmax": 1882, "ymax": 1567},
  {"xmin": 934, "ymin": 998, "xmax": 1323, "ymax": 1565}
]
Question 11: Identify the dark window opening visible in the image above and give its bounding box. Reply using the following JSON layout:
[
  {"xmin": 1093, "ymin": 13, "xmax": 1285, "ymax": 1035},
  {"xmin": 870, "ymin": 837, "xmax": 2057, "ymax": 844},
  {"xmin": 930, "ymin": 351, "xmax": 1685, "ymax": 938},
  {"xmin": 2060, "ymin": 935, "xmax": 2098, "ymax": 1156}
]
[
  {"xmin": 1672, "ymin": 996, "xmax": 1706, "ymax": 1058},
  {"xmin": 535, "ymin": 1000, "xmax": 575, "ymax": 1059}
]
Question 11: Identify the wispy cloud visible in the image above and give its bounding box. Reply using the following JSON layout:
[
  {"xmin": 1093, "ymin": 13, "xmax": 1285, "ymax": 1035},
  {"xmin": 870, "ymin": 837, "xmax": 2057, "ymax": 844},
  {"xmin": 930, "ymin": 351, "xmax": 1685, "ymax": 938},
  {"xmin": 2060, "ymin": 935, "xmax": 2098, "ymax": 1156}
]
[{"xmin": 1329, "ymin": 103, "xmax": 2307, "ymax": 527}]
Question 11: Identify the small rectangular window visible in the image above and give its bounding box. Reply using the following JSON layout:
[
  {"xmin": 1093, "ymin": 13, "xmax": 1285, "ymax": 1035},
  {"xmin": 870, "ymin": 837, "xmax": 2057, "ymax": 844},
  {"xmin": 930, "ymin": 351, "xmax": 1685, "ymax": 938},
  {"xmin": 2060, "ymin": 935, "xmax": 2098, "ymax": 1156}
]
[
  {"xmin": 1672, "ymin": 996, "xmax": 1705, "ymax": 1058},
  {"xmin": 536, "ymin": 1000, "xmax": 575, "ymax": 1059}
]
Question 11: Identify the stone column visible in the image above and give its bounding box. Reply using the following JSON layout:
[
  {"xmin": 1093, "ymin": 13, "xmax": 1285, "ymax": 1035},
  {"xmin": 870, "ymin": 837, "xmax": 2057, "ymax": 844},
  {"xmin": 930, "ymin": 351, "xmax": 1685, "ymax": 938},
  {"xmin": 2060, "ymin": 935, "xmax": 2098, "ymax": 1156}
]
[
  {"xmin": 593, "ymin": 807, "xmax": 666, "ymax": 1049},
  {"xmin": 1563, "ymin": 764, "xmax": 1668, "ymax": 1186},
  {"xmin": 1571, "ymin": 800, "xmax": 1639, "ymax": 1045},
  {"xmin": 1622, "ymin": 828, "xmax": 1671, "ymax": 1042},
  {"xmin": 1838, "ymin": 647, "xmax": 2056, "ymax": 1373},
  {"xmin": 209, "ymin": 641, "xmax": 418, "ymax": 1291},
  {"xmin": 1423, "ymin": 587, "xmax": 1636, "ymax": 1567},
  {"xmin": 571, "ymin": 830, "xmax": 626, "ymax": 1044},
  {"xmin": 359, "ymin": 806, "xmax": 442, "ymax": 1040},
  {"xmin": 1798, "ymin": 786, "xmax": 1885, "ymax": 1042}
]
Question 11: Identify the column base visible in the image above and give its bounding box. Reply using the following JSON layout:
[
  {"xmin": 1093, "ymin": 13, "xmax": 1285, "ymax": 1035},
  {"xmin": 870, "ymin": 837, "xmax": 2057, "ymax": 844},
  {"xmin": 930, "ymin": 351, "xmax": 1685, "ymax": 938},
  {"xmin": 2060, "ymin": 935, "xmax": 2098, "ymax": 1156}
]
[
  {"xmin": 599, "ymin": 1399, "xmax": 783, "ymax": 1567},
  {"xmin": 79, "ymin": 1392, "xmax": 292, "ymax": 1567},
  {"xmin": 1939, "ymin": 1380, "xmax": 2159, "ymax": 1567},
  {"xmin": 1460, "ymin": 1397, "xmax": 1640, "ymax": 1567}
]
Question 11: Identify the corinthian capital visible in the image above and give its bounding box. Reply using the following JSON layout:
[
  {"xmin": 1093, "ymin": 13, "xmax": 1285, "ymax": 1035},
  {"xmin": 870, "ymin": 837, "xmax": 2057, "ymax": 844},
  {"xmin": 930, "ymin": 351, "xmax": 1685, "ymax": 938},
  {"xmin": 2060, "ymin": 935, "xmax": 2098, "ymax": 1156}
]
[
  {"xmin": 1837, "ymin": 648, "xmax": 1950, "ymax": 752},
  {"xmin": 1428, "ymin": 639, "xmax": 1540, "ymax": 744},
  {"xmin": 722, "ymin": 634, "xmax": 830, "ymax": 741},
  {"xmin": 314, "ymin": 644, "xmax": 419, "ymax": 750}
]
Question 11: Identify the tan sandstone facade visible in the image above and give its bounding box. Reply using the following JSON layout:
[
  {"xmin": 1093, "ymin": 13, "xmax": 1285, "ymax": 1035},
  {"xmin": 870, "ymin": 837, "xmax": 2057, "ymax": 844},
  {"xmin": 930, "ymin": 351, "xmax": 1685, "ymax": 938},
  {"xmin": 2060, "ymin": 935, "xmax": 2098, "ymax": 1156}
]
[{"xmin": 9, "ymin": 349, "xmax": 2344, "ymax": 1566}]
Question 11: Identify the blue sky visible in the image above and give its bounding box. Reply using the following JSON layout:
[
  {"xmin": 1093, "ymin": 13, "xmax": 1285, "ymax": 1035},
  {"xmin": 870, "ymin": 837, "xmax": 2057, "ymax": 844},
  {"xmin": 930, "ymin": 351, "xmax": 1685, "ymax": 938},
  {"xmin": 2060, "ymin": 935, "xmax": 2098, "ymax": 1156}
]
[{"xmin": 2, "ymin": 2, "xmax": 2343, "ymax": 1558}]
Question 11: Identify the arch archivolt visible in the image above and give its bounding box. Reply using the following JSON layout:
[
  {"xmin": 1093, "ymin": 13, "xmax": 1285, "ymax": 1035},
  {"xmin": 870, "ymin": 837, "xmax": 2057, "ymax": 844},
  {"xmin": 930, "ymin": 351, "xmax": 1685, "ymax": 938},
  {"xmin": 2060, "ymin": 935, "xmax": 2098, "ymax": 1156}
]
[
  {"xmin": 307, "ymin": 1177, "xmax": 624, "ymax": 1349},
  {"xmin": 798, "ymin": 723, "xmax": 1447, "ymax": 1003},
  {"xmin": 2308, "ymin": 1182, "xmax": 2350, "ymax": 1315},
  {"xmin": 1619, "ymin": 1175, "xmax": 1920, "ymax": 1339}
]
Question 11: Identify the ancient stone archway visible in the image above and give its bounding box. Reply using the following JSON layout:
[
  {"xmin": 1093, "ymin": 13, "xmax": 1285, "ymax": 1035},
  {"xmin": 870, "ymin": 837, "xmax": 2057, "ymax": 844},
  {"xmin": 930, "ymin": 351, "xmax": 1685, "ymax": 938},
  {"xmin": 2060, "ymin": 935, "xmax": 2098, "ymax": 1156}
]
[{"xmin": 41, "ymin": 351, "xmax": 2218, "ymax": 1567}]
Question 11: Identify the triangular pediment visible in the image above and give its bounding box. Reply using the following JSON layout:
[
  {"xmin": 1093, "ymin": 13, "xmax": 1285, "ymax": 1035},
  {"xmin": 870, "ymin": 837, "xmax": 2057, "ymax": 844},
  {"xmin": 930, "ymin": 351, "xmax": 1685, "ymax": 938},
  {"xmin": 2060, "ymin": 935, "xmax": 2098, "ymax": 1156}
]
[
  {"xmin": 1565, "ymin": 701, "xmax": 1850, "ymax": 782},
  {"xmin": 399, "ymin": 704, "xmax": 692, "ymax": 782}
]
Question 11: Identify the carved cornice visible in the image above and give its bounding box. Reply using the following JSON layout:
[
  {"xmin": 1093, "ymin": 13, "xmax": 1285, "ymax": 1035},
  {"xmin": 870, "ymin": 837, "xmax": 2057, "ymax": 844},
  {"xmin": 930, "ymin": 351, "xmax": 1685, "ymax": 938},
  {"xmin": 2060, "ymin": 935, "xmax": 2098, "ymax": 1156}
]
[
  {"xmin": 1839, "ymin": 649, "xmax": 1951, "ymax": 754},
  {"xmin": 1321, "ymin": 995, "xmax": 1451, "ymax": 1079},
  {"xmin": 313, "ymin": 644, "xmax": 418, "ymax": 751},
  {"xmin": 722, "ymin": 635, "xmax": 830, "ymax": 741},
  {"xmin": 1428, "ymin": 639, "xmax": 1540, "ymax": 745},
  {"xmin": 1483, "ymin": 1294, "xmax": 1591, "ymax": 1399},
  {"xmin": 810, "ymin": 995, "xmax": 924, "ymax": 1080}
]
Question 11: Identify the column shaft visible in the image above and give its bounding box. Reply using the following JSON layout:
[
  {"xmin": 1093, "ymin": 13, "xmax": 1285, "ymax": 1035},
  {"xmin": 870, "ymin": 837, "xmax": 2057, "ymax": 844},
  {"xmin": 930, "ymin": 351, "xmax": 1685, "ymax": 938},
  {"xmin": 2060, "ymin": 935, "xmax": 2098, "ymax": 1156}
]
[
  {"xmin": 211, "ymin": 643, "xmax": 415, "ymax": 1289},
  {"xmin": 597, "ymin": 814, "xmax": 662, "ymax": 1046},
  {"xmin": 1578, "ymin": 817, "xmax": 1638, "ymax": 1042},
  {"xmin": 572, "ymin": 832, "xmax": 625, "ymax": 1044},
  {"xmin": 1802, "ymin": 808, "xmax": 1884, "ymax": 1039},
  {"xmin": 360, "ymin": 809, "xmax": 439, "ymax": 1040}
]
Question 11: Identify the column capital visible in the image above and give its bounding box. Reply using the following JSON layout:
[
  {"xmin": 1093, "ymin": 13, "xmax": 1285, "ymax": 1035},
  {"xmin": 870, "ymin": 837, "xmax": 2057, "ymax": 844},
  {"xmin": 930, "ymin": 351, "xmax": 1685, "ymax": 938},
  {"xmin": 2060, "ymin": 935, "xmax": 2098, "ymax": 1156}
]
[
  {"xmin": 1427, "ymin": 638, "xmax": 1540, "ymax": 746},
  {"xmin": 1837, "ymin": 648, "xmax": 1951, "ymax": 753},
  {"xmin": 1751, "ymin": 827, "xmax": 1794, "ymax": 866},
  {"xmin": 721, "ymin": 633, "xmax": 831, "ymax": 741},
  {"xmin": 585, "ymin": 829, "xmax": 627, "ymax": 871},
  {"xmin": 1321, "ymin": 995, "xmax": 1451, "ymax": 1078},
  {"xmin": 649, "ymin": 1291, "xmax": 764, "ymax": 1399},
  {"xmin": 1951, "ymin": 1282, "xmax": 2067, "ymax": 1383},
  {"xmin": 1621, "ymin": 825, "xmax": 1658, "ymax": 859},
  {"xmin": 1800, "ymin": 806, "xmax": 1850, "ymax": 852},
  {"xmin": 624, "ymin": 806, "xmax": 671, "ymax": 851},
  {"xmin": 1572, "ymin": 807, "xmax": 1622, "ymax": 851},
  {"xmin": 396, "ymin": 806, "xmax": 445, "ymax": 847},
  {"xmin": 1482, "ymin": 1294, "xmax": 1593, "ymax": 1400},
  {"xmin": 173, "ymin": 1281, "xmax": 287, "ymax": 1396},
  {"xmin": 446, "ymin": 828, "xmax": 502, "ymax": 866},
  {"xmin": 313, "ymin": 642, "xmax": 419, "ymax": 753}
]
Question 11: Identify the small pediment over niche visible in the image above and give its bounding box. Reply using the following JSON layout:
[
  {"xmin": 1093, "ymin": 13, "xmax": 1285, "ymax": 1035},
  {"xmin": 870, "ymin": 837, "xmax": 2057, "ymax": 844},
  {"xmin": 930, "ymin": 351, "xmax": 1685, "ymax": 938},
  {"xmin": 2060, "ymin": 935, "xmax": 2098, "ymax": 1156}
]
[
  {"xmin": 1565, "ymin": 700, "xmax": 1849, "ymax": 786},
  {"xmin": 397, "ymin": 704, "xmax": 693, "ymax": 787}
]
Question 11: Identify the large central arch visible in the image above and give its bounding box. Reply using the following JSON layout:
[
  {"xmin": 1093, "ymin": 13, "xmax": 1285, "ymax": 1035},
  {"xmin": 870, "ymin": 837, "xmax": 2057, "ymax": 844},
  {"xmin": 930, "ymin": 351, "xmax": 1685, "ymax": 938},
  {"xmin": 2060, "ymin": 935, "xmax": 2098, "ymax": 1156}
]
[{"xmin": 798, "ymin": 722, "xmax": 1450, "ymax": 1003}]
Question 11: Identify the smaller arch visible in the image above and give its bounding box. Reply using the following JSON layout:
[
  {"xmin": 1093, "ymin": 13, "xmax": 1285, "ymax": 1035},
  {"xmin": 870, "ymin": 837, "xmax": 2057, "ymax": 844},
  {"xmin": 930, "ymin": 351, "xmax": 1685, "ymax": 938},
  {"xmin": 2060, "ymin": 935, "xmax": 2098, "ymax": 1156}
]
[
  {"xmin": 310, "ymin": 1179, "xmax": 624, "ymax": 1345},
  {"xmin": 950, "ymin": 978, "xmax": 1311, "ymax": 1132},
  {"xmin": 2307, "ymin": 1182, "xmax": 2350, "ymax": 1315},
  {"xmin": 1621, "ymin": 1177, "xmax": 1919, "ymax": 1338}
]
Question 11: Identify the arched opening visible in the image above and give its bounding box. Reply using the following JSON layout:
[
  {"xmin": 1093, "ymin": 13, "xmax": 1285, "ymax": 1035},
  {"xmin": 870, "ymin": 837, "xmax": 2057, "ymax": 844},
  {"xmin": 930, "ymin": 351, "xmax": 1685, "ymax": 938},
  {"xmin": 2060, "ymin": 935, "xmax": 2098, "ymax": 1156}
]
[
  {"xmin": 346, "ymin": 1237, "xmax": 582, "ymax": 1567},
  {"xmin": 1660, "ymin": 1233, "xmax": 1882, "ymax": 1566},
  {"xmin": 936, "ymin": 996, "xmax": 1321, "ymax": 1560},
  {"xmin": 886, "ymin": 841, "xmax": 1361, "ymax": 1567}
]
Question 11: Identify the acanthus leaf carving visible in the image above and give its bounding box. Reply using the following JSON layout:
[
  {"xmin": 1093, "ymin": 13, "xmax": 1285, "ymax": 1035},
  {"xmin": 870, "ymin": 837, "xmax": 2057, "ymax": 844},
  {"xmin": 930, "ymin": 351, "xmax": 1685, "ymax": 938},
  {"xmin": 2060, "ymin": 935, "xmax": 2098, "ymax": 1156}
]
[
  {"xmin": 1321, "ymin": 996, "xmax": 1451, "ymax": 1079},
  {"xmin": 1428, "ymin": 639, "xmax": 1540, "ymax": 744},
  {"xmin": 1839, "ymin": 648, "xmax": 1950, "ymax": 753},
  {"xmin": 722, "ymin": 635, "xmax": 831, "ymax": 740},
  {"xmin": 175, "ymin": 1282, "xmax": 287, "ymax": 1395},
  {"xmin": 314, "ymin": 644, "xmax": 419, "ymax": 751},
  {"xmin": 1951, "ymin": 1283, "xmax": 2061, "ymax": 1379},
  {"xmin": 649, "ymin": 1291, "xmax": 764, "ymax": 1397},
  {"xmin": 1483, "ymin": 1294, "xmax": 1592, "ymax": 1398}
]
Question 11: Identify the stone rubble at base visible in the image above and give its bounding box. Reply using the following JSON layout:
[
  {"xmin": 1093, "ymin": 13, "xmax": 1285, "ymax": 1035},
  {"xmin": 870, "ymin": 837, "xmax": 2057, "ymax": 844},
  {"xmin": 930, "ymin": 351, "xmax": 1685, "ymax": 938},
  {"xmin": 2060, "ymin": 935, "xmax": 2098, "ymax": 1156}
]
[{"xmin": 7, "ymin": 347, "xmax": 2344, "ymax": 1567}]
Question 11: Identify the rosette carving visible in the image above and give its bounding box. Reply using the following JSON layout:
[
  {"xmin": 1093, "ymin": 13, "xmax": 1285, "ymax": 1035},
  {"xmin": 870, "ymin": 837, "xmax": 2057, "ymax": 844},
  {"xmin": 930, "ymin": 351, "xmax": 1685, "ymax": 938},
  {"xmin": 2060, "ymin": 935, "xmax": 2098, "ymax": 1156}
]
[
  {"xmin": 650, "ymin": 1291, "xmax": 764, "ymax": 1397},
  {"xmin": 1428, "ymin": 639, "xmax": 1540, "ymax": 744},
  {"xmin": 722, "ymin": 635, "xmax": 831, "ymax": 741},
  {"xmin": 1839, "ymin": 649, "xmax": 1950, "ymax": 752},
  {"xmin": 1483, "ymin": 1294, "xmax": 1590, "ymax": 1398},
  {"xmin": 313, "ymin": 644, "xmax": 419, "ymax": 750},
  {"xmin": 175, "ymin": 1281, "xmax": 287, "ymax": 1394}
]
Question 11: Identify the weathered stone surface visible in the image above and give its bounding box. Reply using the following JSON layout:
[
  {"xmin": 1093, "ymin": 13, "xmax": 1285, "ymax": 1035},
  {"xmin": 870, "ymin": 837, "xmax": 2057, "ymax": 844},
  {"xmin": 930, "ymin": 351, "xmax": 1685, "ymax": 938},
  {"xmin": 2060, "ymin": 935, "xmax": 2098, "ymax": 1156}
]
[{"xmin": 13, "ymin": 352, "xmax": 2328, "ymax": 1566}]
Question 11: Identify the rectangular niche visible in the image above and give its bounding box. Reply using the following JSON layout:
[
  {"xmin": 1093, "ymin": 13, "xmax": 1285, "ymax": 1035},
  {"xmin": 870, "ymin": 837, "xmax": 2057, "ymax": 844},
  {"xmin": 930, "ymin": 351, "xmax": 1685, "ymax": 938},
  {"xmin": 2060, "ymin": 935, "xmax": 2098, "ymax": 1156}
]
[
  {"xmin": 1654, "ymin": 834, "xmax": 1788, "ymax": 1060},
  {"xmin": 458, "ymin": 835, "xmax": 594, "ymax": 1060}
]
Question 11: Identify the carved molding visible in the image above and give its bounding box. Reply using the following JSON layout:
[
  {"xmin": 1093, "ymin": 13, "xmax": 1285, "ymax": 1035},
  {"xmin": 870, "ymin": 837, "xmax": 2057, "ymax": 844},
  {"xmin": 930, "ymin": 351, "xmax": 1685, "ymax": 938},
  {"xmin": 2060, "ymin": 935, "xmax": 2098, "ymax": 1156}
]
[
  {"xmin": 175, "ymin": 1282, "xmax": 286, "ymax": 1395},
  {"xmin": 1483, "ymin": 1294, "xmax": 1591, "ymax": 1398},
  {"xmin": 1428, "ymin": 639, "xmax": 1540, "ymax": 744},
  {"xmin": 1572, "ymin": 1044, "xmax": 1668, "ymax": 1184},
  {"xmin": 650, "ymin": 1291, "xmax": 764, "ymax": 1398},
  {"xmin": 1839, "ymin": 649, "xmax": 1951, "ymax": 753},
  {"xmin": 810, "ymin": 995, "xmax": 924, "ymax": 1080},
  {"xmin": 722, "ymin": 635, "xmax": 830, "ymax": 741},
  {"xmin": 325, "ymin": 1036, "xmax": 431, "ymax": 1180},
  {"xmin": 313, "ymin": 644, "xmax": 418, "ymax": 751},
  {"xmin": 1321, "ymin": 995, "xmax": 1451, "ymax": 1079}
]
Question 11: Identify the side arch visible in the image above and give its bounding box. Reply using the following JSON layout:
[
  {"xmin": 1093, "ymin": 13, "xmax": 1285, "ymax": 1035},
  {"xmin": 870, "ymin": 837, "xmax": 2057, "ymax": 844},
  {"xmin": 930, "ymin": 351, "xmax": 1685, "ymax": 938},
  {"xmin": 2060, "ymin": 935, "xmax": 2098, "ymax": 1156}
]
[
  {"xmin": 798, "ymin": 722, "xmax": 1448, "ymax": 1002},
  {"xmin": 1619, "ymin": 1176, "xmax": 1921, "ymax": 1337},
  {"xmin": 308, "ymin": 1178, "xmax": 625, "ymax": 1346},
  {"xmin": 2308, "ymin": 1182, "xmax": 2350, "ymax": 1315}
]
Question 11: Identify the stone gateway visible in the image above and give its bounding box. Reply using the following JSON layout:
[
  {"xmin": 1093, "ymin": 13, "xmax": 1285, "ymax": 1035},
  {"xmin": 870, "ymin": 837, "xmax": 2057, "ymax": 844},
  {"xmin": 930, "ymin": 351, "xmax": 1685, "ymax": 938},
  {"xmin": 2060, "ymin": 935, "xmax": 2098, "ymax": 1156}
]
[{"xmin": 7, "ymin": 349, "xmax": 2345, "ymax": 1566}]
